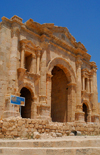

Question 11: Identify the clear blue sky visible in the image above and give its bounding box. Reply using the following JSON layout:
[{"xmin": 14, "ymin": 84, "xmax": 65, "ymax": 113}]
[{"xmin": 0, "ymin": 0, "xmax": 100, "ymax": 101}]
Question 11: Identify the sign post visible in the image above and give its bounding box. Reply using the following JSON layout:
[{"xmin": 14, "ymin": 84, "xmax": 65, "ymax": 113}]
[{"xmin": 10, "ymin": 95, "xmax": 25, "ymax": 116}]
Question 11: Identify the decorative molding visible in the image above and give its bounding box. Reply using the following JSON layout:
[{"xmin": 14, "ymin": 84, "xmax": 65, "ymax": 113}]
[{"xmin": 1, "ymin": 16, "xmax": 91, "ymax": 62}]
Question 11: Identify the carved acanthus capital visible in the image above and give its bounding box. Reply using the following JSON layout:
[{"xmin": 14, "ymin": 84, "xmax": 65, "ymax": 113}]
[
  {"xmin": 33, "ymin": 96, "xmax": 37, "ymax": 102},
  {"xmin": 32, "ymin": 53, "xmax": 36, "ymax": 59},
  {"xmin": 76, "ymin": 105, "xmax": 82, "ymax": 111},
  {"xmin": 39, "ymin": 95, "xmax": 47, "ymax": 103},
  {"xmin": 46, "ymin": 72, "xmax": 53, "ymax": 81},
  {"xmin": 21, "ymin": 44, "xmax": 25, "ymax": 51},
  {"xmin": 36, "ymin": 50, "xmax": 41, "ymax": 57},
  {"xmin": 17, "ymin": 68, "xmax": 26, "ymax": 80}
]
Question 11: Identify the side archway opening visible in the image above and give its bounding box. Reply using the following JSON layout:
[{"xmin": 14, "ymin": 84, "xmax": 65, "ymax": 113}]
[
  {"xmin": 83, "ymin": 103, "xmax": 88, "ymax": 122},
  {"xmin": 20, "ymin": 87, "xmax": 33, "ymax": 118}
]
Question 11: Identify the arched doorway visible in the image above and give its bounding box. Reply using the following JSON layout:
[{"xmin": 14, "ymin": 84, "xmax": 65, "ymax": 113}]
[
  {"xmin": 20, "ymin": 87, "xmax": 33, "ymax": 118},
  {"xmin": 83, "ymin": 103, "xmax": 88, "ymax": 122},
  {"xmin": 51, "ymin": 66, "xmax": 68, "ymax": 122}
]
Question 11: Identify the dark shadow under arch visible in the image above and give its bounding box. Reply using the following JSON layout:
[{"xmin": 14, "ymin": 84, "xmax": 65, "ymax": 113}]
[
  {"xmin": 83, "ymin": 103, "xmax": 88, "ymax": 122},
  {"xmin": 20, "ymin": 87, "xmax": 33, "ymax": 118},
  {"xmin": 51, "ymin": 66, "xmax": 68, "ymax": 122}
]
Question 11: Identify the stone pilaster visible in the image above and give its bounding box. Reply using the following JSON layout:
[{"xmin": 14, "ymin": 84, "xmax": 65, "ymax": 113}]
[
  {"xmin": 38, "ymin": 49, "xmax": 50, "ymax": 120},
  {"xmin": 87, "ymin": 110, "xmax": 92, "ymax": 122},
  {"xmin": 36, "ymin": 50, "xmax": 41, "ymax": 74},
  {"xmin": 67, "ymin": 83, "xmax": 76, "ymax": 122},
  {"xmin": 31, "ymin": 54, "xmax": 36, "ymax": 74},
  {"xmin": 3, "ymin": 22, "xmax": 21, "ymax": 118},
  {"xmin": 20, "ymin": 49, "xmax": 25, "ymax": 69},
  {"xmin": 39, "ymin": 49, "xmax": 46, "ymax": 102},
  {"xmin": 90, "ymin": 66, "xmax": 99, "ymax": 122},
  {"xmin": 87, "ymin": 78, "xmax": 89, "ymax": 93},
  {"xmin": 0, "ymin": 19, "xmax": 8, "ymax": 119},
  {"xmin": 90, "ymin": 78, "xmax": 93, "ymax": 93},
  {"xmin": 46, "ymin": 72, "xmax": 53, "ymax": 119},
  {"xmin": 46, "ymin": 72, "xmax": 52, "ymax": 106},
  {"xmin": 75, "ymin": 58, "xmax": 84, "ymax": 122},
  {"xmin": 31, "ymin": 96, "xmax": 37, "ymax": 119},
  {"xmin": 82, "ymin": 76, "xmax": 85, "ymax": 91}
]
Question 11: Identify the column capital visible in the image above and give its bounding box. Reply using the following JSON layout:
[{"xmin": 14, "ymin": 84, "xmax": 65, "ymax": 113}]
[
  {"xmin": 76, "ymin": 105, "xmax": 82, "ymax": 111},
  {"xmin": 67, "ymin": 82, "xmax": 76, "ymax": 87},
  {"xmin": 32, "ymin": 53, "xmax": 36, "ymax": 59},
  {"xmin": 46, "ymin": 72, "xmax": 53, "ymax": 81},
  {"xmin": 39, "ymin": 95, "xmax": 47, "ymax": 103},
  {"xmin": 76, "ymin": 59, "xmax": 82, "ymax": 68},
  {"xmin": 21, "ymin": 44, "xmax": 25, "ymax": 51},
  {"xmin": 32, "ymin": 96, "xmax": 37, "ymax": 102},
  {"xmin": 36, "ymin": 50, "xmax": 41, "ymax": 57}
]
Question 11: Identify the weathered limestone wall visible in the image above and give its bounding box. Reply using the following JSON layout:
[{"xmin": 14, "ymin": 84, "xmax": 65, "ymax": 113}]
[
  {"xmin": 0, "ymin": 21, "xmax": 11, "ymax": 119},
  {"xmin": 0, "ymin": 15, "xmax": 99, "ymax": 125},
  {"xmin": 0, "ymin": 117, "xmax": 100, "ymax": 138},
  {"xmin": 49, "ymin": 45, "xmax": 76, "ymax": 76}
]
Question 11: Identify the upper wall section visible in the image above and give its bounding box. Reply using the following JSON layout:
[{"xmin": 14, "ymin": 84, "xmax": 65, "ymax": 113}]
[{"xmin": 0, "ymin": 15, "xmax": 93, "ymax": 64}]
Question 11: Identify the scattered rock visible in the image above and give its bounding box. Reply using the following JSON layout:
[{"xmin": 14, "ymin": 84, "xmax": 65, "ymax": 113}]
[
  {"xmin": 40, "ymin": 133, "xmax": 50, "ymax": 139},
  {"xmin": 56, "ymin": 133, "xmax": 62, "ymax": 137},
  {"xmin": 33, "ymin": 132, "xmax": 41, "ymax": 139},
  {"xmin": 51, "ymin": 132, "xmax": 56, "ymax": 138},
  {"xmin": 77, "ymin": 131, "xmax": 81, "ymax": 136},
  {"xmin": 66, "ymin": 131, "xmax": 70, "ymax": 136},
  {"xmin": 69, "ymin": 132, "xmax": 74, "ymax": 136}
]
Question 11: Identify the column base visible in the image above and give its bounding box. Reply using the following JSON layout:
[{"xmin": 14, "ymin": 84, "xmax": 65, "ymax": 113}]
[
  {"xmin": 91, "ymin": 114, "xmax": 99, "ymax": 123},
  {"xmin": 36, "ymin": 115, "xmax": 51, "ymax": 121},
  {"xmin": 37, "ymin": 104, "xmax": 51, "ymax": 121},
  {"xmin": 75, "ymin": 111, "xmax": 85, "ymax": 122},
  {"xmin": 3, "ymin": 111, "xmax": 20, "ymax": 118}
]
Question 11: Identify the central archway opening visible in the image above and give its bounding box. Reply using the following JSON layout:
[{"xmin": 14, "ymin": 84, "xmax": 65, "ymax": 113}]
[
  {"xmin": 51, "ymin": 66, "xmax": 68, "ymax": 122},
  {"xmin": 83, "ymin": 103, "xmax": 88, "ymax": 122},
  {"xmin": 20, "ymin": 87, "xmax": 32, "ymax": 118}
]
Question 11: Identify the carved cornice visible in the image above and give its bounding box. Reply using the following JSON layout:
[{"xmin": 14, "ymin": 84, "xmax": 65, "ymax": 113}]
[
  {"xmin": 11, "ymin": 15, "xmax": 23, "ymax": 23},
  {"xmin": 82, "ymin": 68, "xmax": 93, "ymax": 77},
  {"xmin": 90, "ymin": 61, "xmax": 97, "ymax": 70},
  {"xmin": 20, "ymin": 39, "xmax": 42, "ymax": 57},
  {"xmin": 1, "ymin": 16, "xmax": 92, "ymax": 62}
]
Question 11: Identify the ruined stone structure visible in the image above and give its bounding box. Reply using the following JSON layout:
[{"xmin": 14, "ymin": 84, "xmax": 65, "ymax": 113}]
[{"xmin": 0, "ymin": 15, "xmax": 99, "ymax": 125}]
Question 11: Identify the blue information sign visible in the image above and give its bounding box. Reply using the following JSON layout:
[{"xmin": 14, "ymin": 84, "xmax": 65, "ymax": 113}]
[{"xmin": 10, "ymin": 95, "xmax": 25, "ymax": 106}]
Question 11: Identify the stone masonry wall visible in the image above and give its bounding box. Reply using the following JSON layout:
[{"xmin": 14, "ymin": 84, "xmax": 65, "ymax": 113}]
[{"xmin": 0, "ymin": 117, "xmax": 100, "ymax": 139}]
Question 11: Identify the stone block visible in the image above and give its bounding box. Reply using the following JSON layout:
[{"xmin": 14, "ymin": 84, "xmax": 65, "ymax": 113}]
[
  {"xmin": 56, "ymin": 133, "xmax": 62, "ymax": 137},
  {"xmin": 33, "ymin": 132, "xmax": 41, "ymax": 139}
]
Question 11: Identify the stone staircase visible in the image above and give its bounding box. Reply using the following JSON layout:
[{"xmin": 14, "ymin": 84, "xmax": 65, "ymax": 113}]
[{"xmin": 0, "ymin": 136, "xmax": 100, "ymax": 155}]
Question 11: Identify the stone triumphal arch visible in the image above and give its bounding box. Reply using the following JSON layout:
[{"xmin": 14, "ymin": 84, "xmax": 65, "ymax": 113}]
[{"xmin": 0, "ymin": 15, "xmax": 99, "ymax": 124}]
